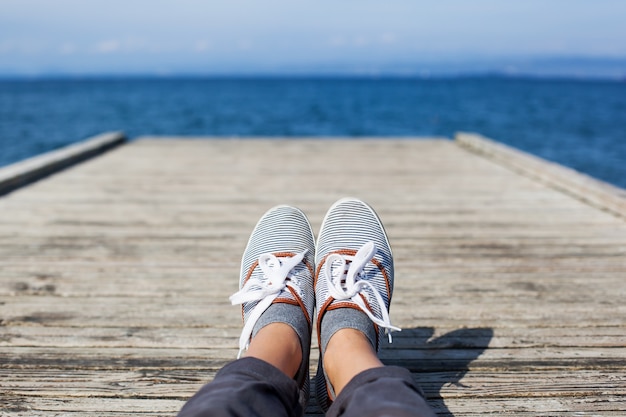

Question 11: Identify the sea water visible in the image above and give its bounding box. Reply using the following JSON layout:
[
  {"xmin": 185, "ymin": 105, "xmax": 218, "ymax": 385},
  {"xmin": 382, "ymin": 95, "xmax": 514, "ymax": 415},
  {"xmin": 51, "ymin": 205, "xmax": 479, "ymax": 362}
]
[{"xmin": 0, "ymin": 77, "xmax": 624, "ymax": 188}]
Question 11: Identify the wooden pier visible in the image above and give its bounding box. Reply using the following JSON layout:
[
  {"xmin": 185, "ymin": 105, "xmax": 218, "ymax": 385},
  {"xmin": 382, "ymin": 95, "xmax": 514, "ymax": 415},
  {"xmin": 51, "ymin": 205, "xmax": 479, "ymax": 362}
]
[{"xmin": 1, "ymin": 134, "xmax": 625, "ymax": 416}]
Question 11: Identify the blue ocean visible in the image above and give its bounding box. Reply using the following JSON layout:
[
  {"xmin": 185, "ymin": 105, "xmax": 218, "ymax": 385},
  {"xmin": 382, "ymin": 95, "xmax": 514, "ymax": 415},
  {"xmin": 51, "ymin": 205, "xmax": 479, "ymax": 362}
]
[{"xmin": 0, "ymin": 77, "xmax": 624, "ymax": 189}]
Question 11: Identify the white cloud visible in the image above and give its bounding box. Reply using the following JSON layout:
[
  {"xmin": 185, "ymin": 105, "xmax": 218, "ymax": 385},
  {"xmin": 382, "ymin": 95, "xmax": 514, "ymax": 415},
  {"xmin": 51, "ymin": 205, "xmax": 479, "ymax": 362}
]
[
  {"xmin": 92, "ymin": 38, "xmax": 150, "ymax": 54},
  {"xmin": 328, "ymin": 35, "xmax": 372, "ymax": 48},
  {"xmin": 1, "ymin": 0, "xmax": 625, "ymax": 74},
  {"xmin": 59, "ymin": 43, "xmax": 77, "ymax": 55},
  {"xmin": 95, "ymin": 40, "xmax": 120, "ymax": 53},
  {"xmin": 380, "ymin": 33, "xmax": 397, "ymax": 45},
  {"xmin": 237, "ymin": 39, "xmax": 252, "ymax": 50},
  {"xmin": 353, "ymin": 36, "xmax": 368, "ymax": 47},
  {"xmin": 329, "ymin": 36, "xmax": 346, "ymax": 47},
  {"xmin": 195, "ymin": 40, "xmax": 212, "ymax": 52},
  {"xmin": 0, "ymin": 39, "xmax": 46, "ymax": 55}
]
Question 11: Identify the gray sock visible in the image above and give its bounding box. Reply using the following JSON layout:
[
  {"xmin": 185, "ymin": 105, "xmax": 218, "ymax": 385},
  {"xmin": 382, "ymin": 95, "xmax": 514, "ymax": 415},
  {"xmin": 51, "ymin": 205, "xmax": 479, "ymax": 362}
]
[
  {"xmin": 251, "ymin": 303, "xmax": 311, "ymax": 385},
  {"xmin": 320, "ymin": 307, "xmax": 377, "ymax": 357}
]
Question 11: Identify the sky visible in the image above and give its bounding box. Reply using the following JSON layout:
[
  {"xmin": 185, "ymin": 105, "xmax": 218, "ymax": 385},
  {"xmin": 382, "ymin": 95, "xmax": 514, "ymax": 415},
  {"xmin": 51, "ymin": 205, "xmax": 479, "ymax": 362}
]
[{"xmin": 1, "ymin": 0, "xmax": 625, "ymax": 77}]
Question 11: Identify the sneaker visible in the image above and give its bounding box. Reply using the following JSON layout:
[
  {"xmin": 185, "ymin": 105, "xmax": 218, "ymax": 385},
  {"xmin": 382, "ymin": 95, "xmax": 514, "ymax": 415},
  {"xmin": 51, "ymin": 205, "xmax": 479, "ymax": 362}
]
[
  {"xmin": 314, "ymin": 197, "xmax": 400, "ymax": 411},
  {"xmin": 229, "ymin": 205, "xmax": 315, "ymax": 412}
]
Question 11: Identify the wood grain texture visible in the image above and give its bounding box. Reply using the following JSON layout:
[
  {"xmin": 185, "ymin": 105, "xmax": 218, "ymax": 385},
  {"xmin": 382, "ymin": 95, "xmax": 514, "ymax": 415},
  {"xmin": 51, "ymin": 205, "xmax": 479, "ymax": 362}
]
[
  {"xmin": 1, "ymin": 137, "xmax": 625, "ymax": 416},
  {"xmin": 456, "ymin": 132, "xmax": 626, "ymax": 219}
]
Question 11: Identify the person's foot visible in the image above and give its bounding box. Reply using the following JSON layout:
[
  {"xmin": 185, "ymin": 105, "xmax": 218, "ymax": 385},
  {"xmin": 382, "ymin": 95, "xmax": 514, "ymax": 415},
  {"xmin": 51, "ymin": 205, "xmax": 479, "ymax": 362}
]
[
  {"xmin": 314, "ymin": 197, "xmax": 400, "ymax": 411},
  {"xmin": 230, "ymin": 205, "xmax": 315, "ymax": 411}
]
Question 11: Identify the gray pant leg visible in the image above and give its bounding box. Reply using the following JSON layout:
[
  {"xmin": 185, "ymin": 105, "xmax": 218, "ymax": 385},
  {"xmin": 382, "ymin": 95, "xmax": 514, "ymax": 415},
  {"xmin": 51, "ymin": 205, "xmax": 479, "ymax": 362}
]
[
  {"xmin": 326, "ymin": 366, "xmax": 436, "ymax": 417},
  {"xmin": 178, "ymin": 357, "xmax": 301, "ymax": 417}
]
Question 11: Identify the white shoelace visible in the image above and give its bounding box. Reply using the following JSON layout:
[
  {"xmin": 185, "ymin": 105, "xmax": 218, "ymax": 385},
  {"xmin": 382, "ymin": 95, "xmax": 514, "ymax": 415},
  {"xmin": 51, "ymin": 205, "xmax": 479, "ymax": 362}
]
[
  {"xmin": 229, "ymin": 249, "xmax": 308, "ymax": 358},
  {"xmin": 324, "ymin": 241, "xmax": 401, "ymax": 343}
]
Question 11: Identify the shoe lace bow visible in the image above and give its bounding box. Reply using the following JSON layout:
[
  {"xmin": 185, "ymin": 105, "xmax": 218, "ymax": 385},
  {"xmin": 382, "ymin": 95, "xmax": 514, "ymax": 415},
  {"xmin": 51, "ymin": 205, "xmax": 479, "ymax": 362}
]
[
  {"xmin": 229, "ymin": 250, "xmax": 308, "ymax": 358},
  {"xmin": 324, "ymin": 241, "xmax": 400, "ymax": 342}
]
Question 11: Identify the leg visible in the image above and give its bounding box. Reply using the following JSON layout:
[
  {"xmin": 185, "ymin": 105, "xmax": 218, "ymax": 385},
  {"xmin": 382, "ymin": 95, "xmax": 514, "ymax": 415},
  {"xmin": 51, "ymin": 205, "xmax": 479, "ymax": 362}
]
[
  {"xmin": 323, "ymin": 328, "xmax": 382, "ymax": 394},
  {"xmin": 324, "ymin": 329, "xmax": 436, "ymax": 417},
  {"xmin": 178, "ymin": 356, "xmax": 300, "ymax": 417},
  {"xmin": 314, "ymin": 198, "xmax": 436, "ymax": 416},
  {"xmin": 245, "ymin": 322, "xmax": 302, "ymax": 378},
  {"xmin": 178, "ymin": 206, "xmax": 316, "ymax": 417}
]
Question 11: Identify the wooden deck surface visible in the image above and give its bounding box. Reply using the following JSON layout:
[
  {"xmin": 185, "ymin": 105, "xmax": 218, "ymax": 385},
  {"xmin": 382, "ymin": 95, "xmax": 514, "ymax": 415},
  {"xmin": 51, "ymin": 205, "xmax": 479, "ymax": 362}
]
[{"xmin": 1, "ymin": 137, "xmax": 625, "ymax": 416}]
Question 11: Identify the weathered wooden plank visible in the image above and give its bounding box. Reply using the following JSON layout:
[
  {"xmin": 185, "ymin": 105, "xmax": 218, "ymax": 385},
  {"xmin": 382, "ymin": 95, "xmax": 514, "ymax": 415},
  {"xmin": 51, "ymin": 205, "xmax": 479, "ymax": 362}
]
[
  {"xmin": 1, "ymin": 235, "xmax": 624, "ymax": 255},
  {"xmin": 2, "ymin": 369, "xmax": 624, "ymax": 399},
  {"xmin": 2, "ymin": 268, "xmax": 626, "ymax": 300},
  {"xmin": 0, "ymin": 396, "xmax": 184, "ymax": 414},
  {"xmin": 2, "ymin": 395, "xmax": 625, "ymax": 416},
  {"xmin": 456, "ymin": 132, "xmax": 626, "ymax": 219},
  {"xmin": 2, "ymin": 295, "xmax": 625, "ymax": 328},
  {"xmin": 2, "ymin": 325, "xmax": 624, "ymax": 350},
  {"xmin": 0, "ymin": 132, "xmax": 126, "ymax": 196},
  {"xmin": 1, "ymin": 346, "xmax": 624, "ymax": 372}
]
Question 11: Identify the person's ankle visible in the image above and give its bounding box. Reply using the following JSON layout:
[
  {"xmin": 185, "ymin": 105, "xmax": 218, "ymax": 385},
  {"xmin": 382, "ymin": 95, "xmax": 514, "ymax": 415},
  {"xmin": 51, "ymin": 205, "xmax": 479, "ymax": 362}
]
[
  {"xmin": 323, "ymin": 328, "xmax": 384, "ymax": 395},
  {"xmin": 245, "ymin": 322, "xmax": 302, "ymax": 378}
]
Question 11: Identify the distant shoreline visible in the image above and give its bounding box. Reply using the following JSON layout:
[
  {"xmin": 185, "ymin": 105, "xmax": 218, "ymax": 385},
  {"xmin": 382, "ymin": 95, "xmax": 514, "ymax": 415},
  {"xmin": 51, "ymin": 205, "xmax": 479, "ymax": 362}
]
[{"xmin": 0, "ymin": 73, "xmax": 624, "ymax": 83}]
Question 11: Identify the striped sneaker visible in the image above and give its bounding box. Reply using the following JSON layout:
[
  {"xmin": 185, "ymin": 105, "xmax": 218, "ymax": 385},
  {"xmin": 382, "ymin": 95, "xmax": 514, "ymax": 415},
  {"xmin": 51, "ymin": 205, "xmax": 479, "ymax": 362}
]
[
  {"xmin": 229, "ymin": 205, "xmax": 315, "ymax": 412},
  {"xmin": 314, "ymin": 197, "xmax": 400, "ymax": 411}
]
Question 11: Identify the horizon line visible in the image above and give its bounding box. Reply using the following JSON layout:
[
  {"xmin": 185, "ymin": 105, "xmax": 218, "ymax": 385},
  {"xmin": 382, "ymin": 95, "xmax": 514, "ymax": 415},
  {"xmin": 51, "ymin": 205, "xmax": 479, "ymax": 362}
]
[{"xmin": 1, "ymin": 71, "xmax": 625, "ymax": 82}]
